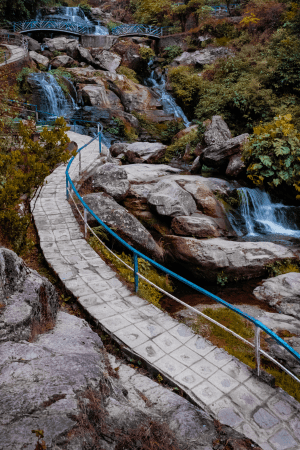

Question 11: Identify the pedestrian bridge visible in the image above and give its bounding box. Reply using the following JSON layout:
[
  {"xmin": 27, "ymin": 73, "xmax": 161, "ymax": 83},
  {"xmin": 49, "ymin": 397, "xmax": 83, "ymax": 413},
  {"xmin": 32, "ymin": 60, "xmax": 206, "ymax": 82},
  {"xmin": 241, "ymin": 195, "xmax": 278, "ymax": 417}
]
[
  {"xmin": 111, "ymin": 24, "xmax": 163, "ymax": 39},
  {"xmin": 13, "ymin": 19, "xmax": 96, "ymax": 36}
]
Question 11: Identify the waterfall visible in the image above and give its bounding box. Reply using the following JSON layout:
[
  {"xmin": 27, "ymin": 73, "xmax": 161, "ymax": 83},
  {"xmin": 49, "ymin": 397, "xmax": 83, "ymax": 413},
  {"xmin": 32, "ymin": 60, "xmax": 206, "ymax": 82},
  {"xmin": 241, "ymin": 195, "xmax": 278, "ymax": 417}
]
[
  {"xmin": 28, "ymin": 73, "xmax": 72, "ymax": 118},
  {"xmin": 236, "ymin": 187, "xmax": 300, "ymax": 237},
  {"xmin": 57, "ymin": 6, "xmax": 108, "ymax": 35},
  {"xmin": 145, "ymin": 63, "xmax": 191, "ymax": 127}
]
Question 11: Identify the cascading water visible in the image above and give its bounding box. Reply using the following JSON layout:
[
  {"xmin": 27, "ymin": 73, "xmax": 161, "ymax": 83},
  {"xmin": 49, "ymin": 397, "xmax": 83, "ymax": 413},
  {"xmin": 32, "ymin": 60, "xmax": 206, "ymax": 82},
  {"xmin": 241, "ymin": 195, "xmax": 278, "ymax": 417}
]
[
  {"xmin": 232, "ymin": 187, "xmax": 300, "ymax": 238},
  {"xmin": 56, "ymin": 6, "xmax": 108, "ymax": 35},
  {"xmin": 145, "ymin": 62, "xmax": 190, "ymax": 127},
  {"xmin": 28, "ymin": 73, "xmax": 74, "ymax": 118}
]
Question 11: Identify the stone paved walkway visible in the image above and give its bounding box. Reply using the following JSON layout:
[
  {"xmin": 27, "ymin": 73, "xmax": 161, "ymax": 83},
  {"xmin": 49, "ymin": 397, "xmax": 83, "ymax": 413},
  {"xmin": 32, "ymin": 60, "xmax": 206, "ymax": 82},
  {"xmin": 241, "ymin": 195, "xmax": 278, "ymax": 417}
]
[
  {"xmin": 0, "ymin": 44, "xmax": 27, "ymax": 67},
  {"xmin": 31, "ymin": 131, "xmax": 300, "ymax": 450}
]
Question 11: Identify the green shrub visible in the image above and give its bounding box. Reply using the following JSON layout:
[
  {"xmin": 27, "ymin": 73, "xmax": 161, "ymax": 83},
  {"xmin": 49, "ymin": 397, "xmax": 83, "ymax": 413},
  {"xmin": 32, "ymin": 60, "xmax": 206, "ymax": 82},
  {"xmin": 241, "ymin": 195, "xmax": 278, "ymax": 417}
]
[
  {"xmin": 161, "ymin": 128, "xmax": 200, "ymax": 163},
  {"xmin": 16, "ymin": 67, "xmax": 37, "ymax": 94},
  {"xmin": 138, "ymin": 47, "xmax": 155, "ymax": 62},
  {"xmin": 107, "ymin": 21, "xmax": 119, "ymax": 32},
  {"xmin": 168, "ymin": 65, "xmax": 202, "ymax": 110},
  {"xmin": 116, "ymin": 66, "xmax": 139, "ymax": 83},
  {"xmin": 164, "ymin": 45, "xmax": 183, "ymax": 63},
  {"xmin": 242, "ymin": 114, "xmax": 300, "ymax": 196},
  {"xmin": 265, "ymin": 258, "xmax": 300, "ymax": 277}
]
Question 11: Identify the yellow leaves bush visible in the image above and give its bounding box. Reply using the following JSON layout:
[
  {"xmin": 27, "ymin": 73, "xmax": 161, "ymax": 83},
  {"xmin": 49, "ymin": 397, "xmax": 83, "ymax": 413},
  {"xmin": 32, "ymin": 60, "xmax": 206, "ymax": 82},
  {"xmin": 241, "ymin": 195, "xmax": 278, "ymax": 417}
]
[{"xmin": 240, "ymin": 13, "xmax": 260, "ymax": 27}]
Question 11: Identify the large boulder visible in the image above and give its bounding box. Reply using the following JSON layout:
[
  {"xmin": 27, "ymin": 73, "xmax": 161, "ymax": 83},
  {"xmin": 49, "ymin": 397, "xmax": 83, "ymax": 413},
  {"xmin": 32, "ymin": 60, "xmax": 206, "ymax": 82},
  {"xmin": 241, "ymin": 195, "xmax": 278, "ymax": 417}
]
[
  {"xmin": 91, "ymin": 163, "xmax": 130, "ymax": 201},
  {"xmin": 50, "ymin": 55, "xmax": 76, "ymax": 69},
  {"xmin": 253, "ymin": 272, "xmax": 300, "ymax": 319},
  {"xmin": 110, "ymin": 142, "xmax": 167, "ymax": 163},
  {"xmin": 81, "ymin": 83, "xmax": 111, "ymax": 107},
  {"xmin": 204, "ymin": 115, "xmax": 232, "ymax": 146},
  {"xmin": 148, "ymin": 179, "xmax": 197, "ymax": 217},
  {"xmin": 122, "ymin": 164, "xmax": 181, "ymax": 183},
  {"xmin": 27, "ymin": 37, "xmax": 41, "ymax": 52},
  {"xmin": 111, "ymin": 39, "xmax": 144, "ymax": 72},
  {"xmin": 93, "ymin": 49, "xmax": 122, "ymax": 72},
  {"xmin": 226, "ymin": 154, "xmax": 245, "ymax": 178},
  {"xmin": 171, "ymin": 214, "xmax": 226, "ymax": 238},
  {"xmin": 29, "ymin": 51, "xmax": 49, "ymax": 68},
  {"xmin": 201, "ymin": 133, "xmax": 249, "ymax": 170},
  {"xmin": 43, "ymin": 37, "xmax": 78, "ymax": 53},
  {"xmin": 78, "ymin": 46, "xmax": 94, "ymax": 65},
  {"xmin": 0, "ymin": 247, "xmax": 59, "ymax": 343},
  {"xmin": 170, "ymin": 47, "xmax": 233, "ymax": 68},
  {"xmin": 83, "ymin": 192, "xmax": 163, "ymax": 261},
  {"xmin": 163, "ymin": 237, "xmax": 297, "ymax": 281}
]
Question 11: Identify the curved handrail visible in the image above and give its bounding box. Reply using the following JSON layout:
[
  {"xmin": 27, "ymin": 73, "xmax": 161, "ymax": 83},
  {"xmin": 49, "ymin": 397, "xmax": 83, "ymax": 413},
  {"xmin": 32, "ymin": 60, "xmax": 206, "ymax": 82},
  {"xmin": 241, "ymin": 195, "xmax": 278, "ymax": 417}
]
[
  {"xmin": 111, "ymin": 24, "xmax": 163, "ymax": 38},
  {"xmin": 65, "ymin": 128, "xmax": 300, "ymax": 385},
  {"xmin": 12, "ymin": 19, "xmax": 95, "ymax": 35}
]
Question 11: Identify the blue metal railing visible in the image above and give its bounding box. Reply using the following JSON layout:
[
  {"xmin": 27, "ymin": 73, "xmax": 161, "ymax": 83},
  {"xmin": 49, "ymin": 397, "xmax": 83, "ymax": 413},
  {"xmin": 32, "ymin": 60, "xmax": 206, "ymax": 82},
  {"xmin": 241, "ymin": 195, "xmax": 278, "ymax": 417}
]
[
  {"xmin": 12, "ymin": 19, "xmax": 95, "ymax": 35},
  {"xmin": 65, "ymin": 127, "xmax": 300, "ymax": 385},
  {"xmin": 111, "ymin": 24, "xmax": 163, "ymax": 38}
]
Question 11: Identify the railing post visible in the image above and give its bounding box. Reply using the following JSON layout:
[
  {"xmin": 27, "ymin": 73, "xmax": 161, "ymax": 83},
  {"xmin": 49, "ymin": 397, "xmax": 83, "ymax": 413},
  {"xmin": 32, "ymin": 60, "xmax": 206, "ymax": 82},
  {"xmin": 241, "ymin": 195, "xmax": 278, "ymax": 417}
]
[
  {"xmin": 98, "ymin": 123, "xmax": 101, "ymax": 154},
  {"xmin": 84, "ymin": 207, "xmax": 87, "ymax": 238},
  {"xmin": 79, "ymin": 150, "xmax": 81, "ymax": 175},
  {"xmin": 133, "ymin": 253, "xmax": 139, "ymax": 293},
  {"xmin": 66, "ymin": 177, "xmax": 69, "ymax": 200},
  {"xmin": 255, "ymin": 326, "xmax": 261, "ymax": 377},
  {"xmin": 4, "ymin": 52, "xmax": 7, "ymax": 64}
]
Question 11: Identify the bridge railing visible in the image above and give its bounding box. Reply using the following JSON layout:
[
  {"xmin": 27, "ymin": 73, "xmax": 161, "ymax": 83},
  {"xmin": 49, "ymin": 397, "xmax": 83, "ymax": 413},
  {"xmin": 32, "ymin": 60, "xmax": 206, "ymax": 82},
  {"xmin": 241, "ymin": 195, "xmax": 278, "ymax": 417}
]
[
  {"xmin": 0, "ymin": 31, "xmax": 29, "ymax": 51},
  {"xmin": 64, "ymin": 125, "xmax": 300, "ymax": 389},
  {"xmin": 111, "ymin": 24, "xmax": 163, "ymax": 37},
  {"xmin": 12, "ymin": 19, "xmax": 95, "ymax": 35}
]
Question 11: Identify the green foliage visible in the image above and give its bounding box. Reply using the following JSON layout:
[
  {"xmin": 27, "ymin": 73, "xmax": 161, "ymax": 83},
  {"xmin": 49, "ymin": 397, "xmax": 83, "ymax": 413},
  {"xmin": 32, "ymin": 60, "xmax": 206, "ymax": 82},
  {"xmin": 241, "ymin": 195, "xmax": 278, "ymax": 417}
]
[
  {"xmin": 216, "ymin": 271, "xmax": 229, "ymax": 286},
  {"xmin": 242, "ymin": 114, "xmax": 300, "ymax": 196},
  {"xmin": 265, "ymin": 258, "xmax": 300, "ymax": 278},
  {"xmin": 106, "ymin": 116, "xmax": 138, "ymax": 142},
  {"xmin": 163, "ymin": 45, "xmax": 183, "ymax": 64},
  {"xmin": 161, "ymin": 128, "xmax": 200, "ymax": 163},
  {"xmin": 79, "ymin": 2, "xmax": 91, "ymax": 14},
  {"xmin": 168, "ymin": 65, "xmax": 202, "ymax": 110},
  {"xmin": 107, "ymin": 21, "xmax": 119, "ymax": 32},
  {"xmin": 88, "ymin": 232, "xmax": 173, "ymax": 309},
  {"xmin": 132, "ymin": 112, "xmax": 183, "ymax": 144},
  {"xmin": 16, "ymin": 67, "xmax": 38, "ymax": 94},
  {"xmin": 138, "ymin": 47, "xmax": 155, "ymax": 62},
  {"xmin": 0, "ymin": 118, "xmax": 73, "ymax": 254},
  {"xmin": 116, "ymin": 66, "xmax": 139, "ymax": 84}
]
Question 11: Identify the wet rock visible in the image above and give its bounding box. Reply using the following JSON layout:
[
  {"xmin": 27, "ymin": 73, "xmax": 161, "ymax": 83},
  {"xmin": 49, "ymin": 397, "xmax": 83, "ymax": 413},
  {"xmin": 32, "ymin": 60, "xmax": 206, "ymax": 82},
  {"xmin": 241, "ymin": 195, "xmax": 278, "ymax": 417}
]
[
  {"xmin": 148, "ymin": 179, "xmax": 197, "ymax": 217},
  {"xmin": 122, "ymin": 164, "xmax": 181, "ymax": 183},
  {"xmin": 163, "ymin": 237, "xmax": 297, "ymax": 281},
  {"xmin": 29, "ymin": 51, "xmax": 49, "ymax": 68},
  {"xmin": 253, "ymin": 272, "xmax": 300, "ymax": 319},
  {"xmin": 50, "ymin": 55, "xmax": 76, "ymax": 69},
  {"xmin": 226, "ymin": 154, "xmax": 245, "ymax": 178},
  {"xmin": 91, "ymin": 162, "xmax": 130, "ymax": 201},
  {"xmin": 171, "ymin": 215, "xmax": 224, "ymax": 238},
  {"xmin": 201, "ymin": 133, "xmax": 249, "ymax": 170},
  {"xmin": 81, "ymin": 83, "xmax": 110, "ymax": 107},
  {"xmin": 83, "ymin": 192, "xmax": 163, "ymax": 261},
  {"xmin": 27, "ymin": 37, "xmax": 41, "ymax": 52},
  {"xmin": 0, "ymin": 247, "xmax": 59, "ymax": 344},
  {"xmin": 110, "ymin": 142, "xmax": 167, "ymax": 163},
  {"xmin": 170, "ymin": 47, "xmax": 233, "ymax": 68},
  {"xmin": 204, "ymin": 115, "xmax": 232, "ymax": 146},
  {"xmin": 93, "ymin": 50, "xmax": 122, "ymax": 72}
]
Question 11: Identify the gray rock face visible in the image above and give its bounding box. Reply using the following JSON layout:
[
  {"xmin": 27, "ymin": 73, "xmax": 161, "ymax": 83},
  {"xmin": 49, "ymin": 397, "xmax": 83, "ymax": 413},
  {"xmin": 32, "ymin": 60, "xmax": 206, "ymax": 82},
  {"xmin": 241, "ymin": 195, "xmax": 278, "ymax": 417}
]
[
  {"xmin": 0, "ymin": 248, "xmax": 59, "ymax": 343},
  {"xmin": 83, "ymin": 192, "xmax": 163, "ymax": 261},
  {"xmin": 27, "ymin": 37, "xmax": 41, "ymax": 52},
  {"xmin": 201, "ymin": 133, "xmax": 249, "ymax": 169},
  {"xmin": 226, "ymin": 154, "xmax": 245, "ymax": 178},
  {"xmin": 171, "ymin": 47, "xmax": 233, "ymax": 68},
  {"xmin": 91, "ymin": 162, "xmax": 130, "ymax": 201},
  {"xmin": 78, "ymin": 46, "xmax": 94, "ymax": 65},
  {"xmin": 253, "ymin": 272, "xmax": 300, "ymax": 319},
  {"xmin": 204, "ymin": 115, "xmax": 232, "ymax": 146},
  {"xmin": 110, "ymin": 142, "xmax": 167, "ymax": 163},
  {"xmin": 50, "ymin": 55, "xmax": 76, "ymax": 69},
  {"xmin": 29, "ymin": 51, "xmax": 49, "ymax": 67},
  {"xmin": 43, "ymin": 37, "xmax": 78, "ymax": 53},
  {"xmin": 81, "ymin": 83, "xmax": 110, "ymax": 107},
  {"xmin": 163, "ymin": 237, "xmax": 297, "ymax": 281},
  {"xmin": 122, "ymin": 164, "xmax": 181, "ymax": 183},
  {"xmin": 148, "ymin": 179, "xmax": 197, "ymax": 217},
  {"xmin": 94, "ymin": 50, "xmax": 121, "ymax": 72},
  {"xmin": 171, "ymin": 215, "xmax": 224, "ymax": 238}
]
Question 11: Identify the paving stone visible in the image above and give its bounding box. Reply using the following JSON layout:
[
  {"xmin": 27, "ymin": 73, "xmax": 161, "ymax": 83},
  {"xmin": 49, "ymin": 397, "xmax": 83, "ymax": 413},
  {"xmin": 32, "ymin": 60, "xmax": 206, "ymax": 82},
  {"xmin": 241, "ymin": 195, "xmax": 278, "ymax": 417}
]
[
  {"xmin": 205, "ymin": 348, "xmax": 232, "ymax": 368},
  {"xmin": 109, "ymin": 299, "xmax": 134, "ymax": 314},
  {"xmin": 236, "ymin": 423, "xmax": 260, "ymax": 445},
  {"xmin": 123, "ymin": 295, "xmax": 150, "ymax": 308},
  {"xmin": 290, "ymin": 417, "xmax": 300, "ymax": 440},
  {"xmin": 135, "ymin": 319, "xmax": 165, "ymax": 338},
  {"xmin": 107, "ymin": 278, "xmax": 124, "ymax": 289},
  {"xmin": 89, "ymin": 280, "xmax": 112, "ymax": 293},
  {"xmin": 87, "ymin": 303, "xmax": 117, "ymax": 320},
  {"xmin": 229, "ymin": 385, "xmax": 261, "ymax": 415},
  {"xmin": 152, "ymin": 331, "xmax": 182, "ymax": 354},
  {"xmin": 98, "ymin": 269, "xmax": 117, "ymax": 280},
  {"xmin": 217, "ymin": 406, "xmax": 244, "ymax": 427},
  {"xmin": 101, "ymin": 314, "xmax": 131, "ymax": 332},
  {"xmin": 168, "ymin": 323, "xmax": 195, "ymax": 344},
  {"xmin": 269, "ymin": 428, "xmax": 297, "ymax": 450},
  {"xmin": 58, "ymin": 267, "xmax": 78, "ymax": 281},
  {"xmin": 134, "ymin": 341, "xmax": 166, "ymax": 363},
  {"xmin": 222, "ymin": 359, "xmax": 252, "ymax": 383},
  {"xmin": 174, "ymin": 368, "xmax": 204, "ymax": 389},
  {"xmin": 154, "ymin": 354, "xmax": 186, "ymax": 378},
  {"xmin": 70, "ymin": 284, "xmax": 96, "ymax": 297},
  {"xmin": 209, "ymin": 397, "xmax": 244, "ymax": 427},
  {"xmin": 268, "ymin": 397, "xmax": 295, "ymax": 420},
  {"xmin": 121, "ymin": 309, "xmax": 148, "ymax": 324},
  {"xmin": 98, "ymin": 289, "xmax": 122, "ymax": 302},
  {"xmin": 185, "ymin": 335, "xmax": 215, "ymax": 357},
  {"xmin": 152, "ymin": 314, "xmax": 179, "ymax": 331},
  {"xmin": 38, "ymin": 230, "xmax": 55, "ymax": 242},
  {"xmin": 190, "ymin": 359, "xmax": 218, "ymax": 379},
  {"xmin": 117, "ymin": 287, "xmax": 133, "ymax": 298},
  {"xmin": 138, "ymin": 304, "xmax": 164, "ymax": 317},
  {"xmin": 193, "ymin": 380, "xmax": 223, "ymax": 405},
  {"xmin": 169, "ymin": 345, "xmax": 202, "ymax": 366},
  {"xmin": 64, "ymin": 277, "xmax": 86, "ymax": 290},
  {"xmin": 244, "ymin": 377, "xmax": 275, "ymax": 402},
  {"xmin": 259, "ymin": 443, "xmax": 274, "ymax": 450},
  {"xmin": 78, "ymin": 293, "xmax": 104, "ymax": 308},
  {"xmin": 253, "ymin": 408, "xmax": 279, "ymax": 429},
  {"xmin": 114, "ymin": 324, "xmax": 149, "ymax": 348},
  {"xmin": 208, "ymin": 369, "xmax": 239, "ymax": 394}
]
